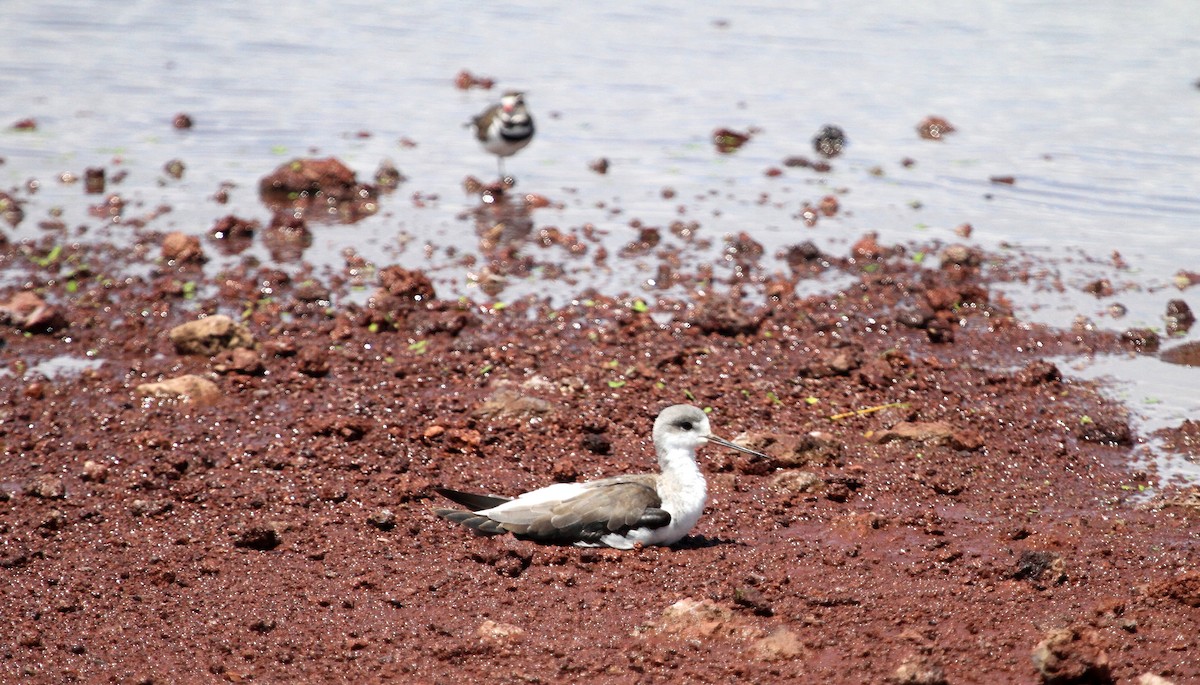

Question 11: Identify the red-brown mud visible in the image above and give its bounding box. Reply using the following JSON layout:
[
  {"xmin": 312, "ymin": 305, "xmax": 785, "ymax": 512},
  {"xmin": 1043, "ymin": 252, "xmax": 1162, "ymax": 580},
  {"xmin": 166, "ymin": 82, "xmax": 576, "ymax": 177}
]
[{"xmin": 1, "ymin": 183, "xmax": 1198, "ymax": 684}]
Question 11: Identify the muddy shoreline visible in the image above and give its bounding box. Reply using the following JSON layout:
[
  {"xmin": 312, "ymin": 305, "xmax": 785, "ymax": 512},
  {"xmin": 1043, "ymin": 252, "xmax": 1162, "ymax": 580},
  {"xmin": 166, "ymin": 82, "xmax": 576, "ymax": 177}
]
[{"xmin": 1, "ymin": 165, "xmax": 1198, "ymax": 683}]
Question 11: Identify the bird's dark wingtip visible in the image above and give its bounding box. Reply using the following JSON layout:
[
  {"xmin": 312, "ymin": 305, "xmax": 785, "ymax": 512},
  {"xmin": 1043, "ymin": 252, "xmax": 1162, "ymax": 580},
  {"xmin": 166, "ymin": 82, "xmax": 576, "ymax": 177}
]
[{"xmin": 434, "ymin": 487, "xmax": 512, "ymax": 512}]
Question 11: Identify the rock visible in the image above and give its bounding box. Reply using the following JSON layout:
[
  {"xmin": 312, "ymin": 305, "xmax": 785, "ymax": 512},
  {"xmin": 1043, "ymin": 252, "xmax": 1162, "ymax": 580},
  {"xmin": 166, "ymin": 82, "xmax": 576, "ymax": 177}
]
[
  {"xmin": 801, "ymin": 348, "xmax": 860, "ymax": 377},
  {"xmin": 863, "ymin": 413, "xmax": 980, "ymax": 449},
  {"xmin": 916, "ymin": 116, "xmax": 956, "ymax": 140},
  {"xmin": 470, "ymin": 538, "xmax": 532, "ymax": 578},
  {"xmin": 851, "ymin": 232, "xmax": 890, "ymax": 261},
  {"xmin": 472, "ymin": 386, "xmax": 554, "ymax": 422},
  {"xmin": 293, "ymin": 280, "xmax": 331, "ymax": 303},
  {"xmin": 733, "ymin": 586, "xmax": 774, "ymax": 616},
  {"xmin": 263, "ymin": 213, "xmax": 312, "ymax": 262},
  {"xmin": 1, "ymin": 190, "xmax": 25, "ymax": 226},
  {"xmin": 161, "ymin": 231, "xmax": 205, "ymax": 264},
  {"xmin": 656, "ymin": 598, "xmax": 761, "ymax": 640},
  {"xmin": 308, "ymin": 415, "xmax": 372, "ymax": 442},
  {"xmin": 783, "ymin": 240, "xmax": 826, "ymax": 268},
  {"xmin": 1073, "ymin": 415, "xmax": 1132, "ymax": 447},
  {"xmin": 724, "ymin": 231, "xmax": 764, "ymax": 264},
  {"xmin": 940, "ymin": 243, "xmax": 982, "ymax": 268},
  {"xmin": 1160, "ymin": 341, "xmax": 1200, "ymax": 368},
  {"xmin": 1012, "ymin": 550, "xmax": 1067, "ymax": 585},
  {"xmin": 1121, "ymin": 327, "xmax": 1160, "ymax": 354},
  {"xmin": 825, "ymin": 482, "xmax": 852, "ymax": 502},
  {"xmin": 735, "ymin": 431, "xmax": 838, "ymax": 469},
  {"xmin": 136, "ymin": 374, "xmax": 221, "ymax": 404},
  {"xmin": 1145, "ymin": 571, "xmax": 1200, "ymax": 607},
  {"xmin": 163, "ymin": 159, "xmax": 186, "ymax": 180},
  {"xmin": 770, "ymin": 470, "xmax": 821, "ymax": 495},
  {"xmin": 890, "ymin": 655, "xmax": 949, "ymax": 685},
  {"xmin": 207, "ymin": 215, "xmax": 258, "ymax": 254},
  {"xmin": 258, "ymin": 157, "xmax": 378, "ymax": 221},
  {"xmin": 213, "ymin": 347, "xmax": 265, "ymax": 375},
  {"xmin": 1174, "ymin": 270, "xmax": 1200, "ymax": 290},
  {"xmin": 1136, "ymin": 674, "xmax": 1176, "ymax": 685},
  {"xmin": 688, "ymin": 291, "xmax": 764, "ymax": 336},
  {"xmin": 129, "ymin": 498, "xmax": 173, "ymax": 517},
  {"xmin": 39, "ymin": 508, "xmax": 65, "ymax": 531},
  {"xmin": 80, "ymin": 460, "xmax": 109, "ymax": 483},
  {"xmin": 812, "ymin": 125, "xmax": 846, "ymax": 158},
  {"xmin": 374, "ymin": 160, "xmax": 405, "ymax": 188},
  {"xmin": 234, "ymin": 523, "xmax": 285, "ymax": 551},
  {"xmin": 366, "ymin": 508, "xmax": 396, "ymax": 531},
  {"xmin": 1164, "ymin": 299, "xmax": 1194, "ymax": 334},
  {"xmin": 1030, "ymin": 627, "xmax": 1112, "ymax": 684},
  {"xmin": 296, "ymin": 344, "xmax": 330, "ymax": 377},
  {"xmin": 550, "ymin": 457, "xmax": 581, "ymax": 481},
  {"xmin": 378, "ymin": 264, "xmax": 436, "ymax": 301},
  {"xmin": 476, "ymin": 619, "xmax": 526, "ymax": 645},
  {"xmin": 259, "ymin": 156, "xmax": 358, "ymax": 199},
  {"xmin": 752, "ymin": 626, "xmax": 803, "ymax": 661},
  {"xmin": 580, "ymin": 433, "xmax": 611, "ymax": 456},
  {"xmin": 924, "ymin": 316, "xmax": 956, "ymax": 344},
  {"xmin": 23, "ymin": 381, "xmax": 45, "ymax": 400},
  {"xmin": 0, "ymin": 291, "xmax": 68, "ymax": 333},
  {"xmin": 1082, "ymin": 278, "xmax": 1114, "ymax": 297},
  {"xmin": 1017, "ymin": 360, "xmax": 1062, "ymax": 386},
  {"xmin": 169, "ymin": 315, "xmax": 255, "ymax": 356},
  {"xmin": 444, "ymin": 428, "xmax": 483, "ymax": 455},
  {"xmin": 1162, "ymin": 487, "xmax": 1200, "ymax": 510},
  {"xmin": 712, "ymin": 127, "xmax": 752, "ymax": 153},
  {"xmin": 26, "ymin": 474, "xmax": 66, "ymax": 499}
]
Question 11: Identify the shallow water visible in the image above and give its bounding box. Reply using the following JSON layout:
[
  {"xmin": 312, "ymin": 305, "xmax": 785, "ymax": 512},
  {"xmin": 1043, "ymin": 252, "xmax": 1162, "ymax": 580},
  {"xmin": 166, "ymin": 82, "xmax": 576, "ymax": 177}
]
[{"xmin": 2, "ymin": 0, "xmax": 1198, "ymax": 475}]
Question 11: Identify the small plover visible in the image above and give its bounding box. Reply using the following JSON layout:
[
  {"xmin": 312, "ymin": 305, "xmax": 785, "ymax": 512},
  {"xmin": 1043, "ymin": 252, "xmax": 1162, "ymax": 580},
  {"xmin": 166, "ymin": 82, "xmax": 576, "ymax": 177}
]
[{"xmin": 469, "ymin": 91, "xmax": 535, "ymax": 179}]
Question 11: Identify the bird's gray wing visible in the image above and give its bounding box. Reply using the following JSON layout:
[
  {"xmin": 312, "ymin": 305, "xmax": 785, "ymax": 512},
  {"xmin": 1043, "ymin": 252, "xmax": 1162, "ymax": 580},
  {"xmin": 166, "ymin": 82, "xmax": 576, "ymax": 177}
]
[{"xmin": 487, "ymin": 475, "xmax": 670, "ymax": 545}]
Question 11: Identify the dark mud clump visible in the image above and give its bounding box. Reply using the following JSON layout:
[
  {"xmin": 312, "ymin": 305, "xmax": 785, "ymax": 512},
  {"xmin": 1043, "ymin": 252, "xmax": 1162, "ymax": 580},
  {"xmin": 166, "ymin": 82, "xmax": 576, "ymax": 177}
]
[
  {"xmin": 811, "ymin": 124, "xmax": 846, "ymax": 158},
  {"xmin": 713, "ymin": 127, "xmax": 754, "ymax": 153},
  {"xmin": 259, "ymin": 157, "xmax": 380, "ymax": 221},
  {"xmin": 916, "ymin": 115, "xmax": 956, "ymax": 140}
]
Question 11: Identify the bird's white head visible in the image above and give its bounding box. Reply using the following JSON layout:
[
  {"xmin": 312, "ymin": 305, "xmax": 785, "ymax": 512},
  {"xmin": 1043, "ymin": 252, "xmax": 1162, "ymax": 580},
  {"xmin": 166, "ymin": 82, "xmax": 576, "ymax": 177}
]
[
  {"xmin": 653, "ymin": 405, "xmax": 713, "ymax": 460},
  {"xmin": 652, "ymin": 404, "xmax": 769, "ymax": 465}
]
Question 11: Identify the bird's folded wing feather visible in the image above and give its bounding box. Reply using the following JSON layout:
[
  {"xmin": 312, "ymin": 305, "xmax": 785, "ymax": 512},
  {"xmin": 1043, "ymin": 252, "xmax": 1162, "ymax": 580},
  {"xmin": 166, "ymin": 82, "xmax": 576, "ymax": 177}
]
[{"xmin": 485, "ymin": 475, "xmax": 669, "ymax": 542}]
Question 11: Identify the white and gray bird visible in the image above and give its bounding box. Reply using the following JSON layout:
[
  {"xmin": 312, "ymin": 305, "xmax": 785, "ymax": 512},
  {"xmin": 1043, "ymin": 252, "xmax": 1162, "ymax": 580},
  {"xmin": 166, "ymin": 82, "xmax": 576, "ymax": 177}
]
[
  {"xmin": 434, "ymin": 404, "xmax": 768, "ymax": 549},
  {"xmin": 469, "ymin": 91, "xmax": 535, "ymax": 179}
]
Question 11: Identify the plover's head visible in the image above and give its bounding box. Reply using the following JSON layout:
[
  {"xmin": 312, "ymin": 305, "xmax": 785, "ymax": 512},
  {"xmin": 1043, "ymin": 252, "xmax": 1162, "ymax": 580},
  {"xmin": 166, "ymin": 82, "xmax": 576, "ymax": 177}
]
[{"xmin": 500, "ymin": 91, "xmax": 526, "ymax": 115}]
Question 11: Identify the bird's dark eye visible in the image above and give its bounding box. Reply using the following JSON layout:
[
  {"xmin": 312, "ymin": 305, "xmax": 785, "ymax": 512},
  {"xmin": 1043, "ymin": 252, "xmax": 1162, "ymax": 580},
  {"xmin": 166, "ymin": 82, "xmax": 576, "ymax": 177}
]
[{"xmin": 678, "ymin": 421, "xmax": 694, "ymax": 431}]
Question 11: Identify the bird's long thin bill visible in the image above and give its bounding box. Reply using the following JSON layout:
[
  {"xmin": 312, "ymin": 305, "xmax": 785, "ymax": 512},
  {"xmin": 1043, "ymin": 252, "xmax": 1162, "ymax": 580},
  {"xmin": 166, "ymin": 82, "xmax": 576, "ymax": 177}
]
[{"xmin": 708, "ymin": 434, "xmax": 770, "ymax": 460}]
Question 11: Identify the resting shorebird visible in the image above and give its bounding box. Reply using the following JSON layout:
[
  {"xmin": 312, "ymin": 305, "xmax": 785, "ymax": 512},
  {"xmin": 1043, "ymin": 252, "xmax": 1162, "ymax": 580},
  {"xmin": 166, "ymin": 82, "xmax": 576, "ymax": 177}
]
[
  {"xmin": 469, "ymin": 91, "xmax": 535, "ymax": 179},
  {"xmin": 434, "ymin": 404, "xmax": 768, "ymax": 549}
]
